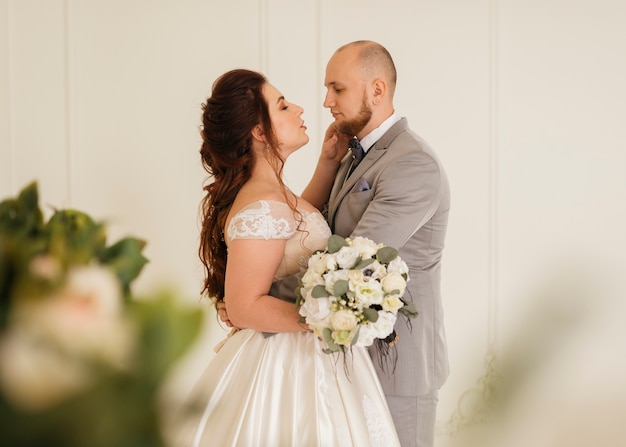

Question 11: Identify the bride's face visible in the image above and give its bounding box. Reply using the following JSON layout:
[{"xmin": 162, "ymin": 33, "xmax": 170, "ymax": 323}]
[{"xmin": 262, "ymin": 83, "xmax": 309, "ymax": 156}]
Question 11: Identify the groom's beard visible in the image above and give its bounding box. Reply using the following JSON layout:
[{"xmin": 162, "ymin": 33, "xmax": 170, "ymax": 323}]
[{"xmin": 336, "ymin": 93, "xmax": 372, "ymax": 137}]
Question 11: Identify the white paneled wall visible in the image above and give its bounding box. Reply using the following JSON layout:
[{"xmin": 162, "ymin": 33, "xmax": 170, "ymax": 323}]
[{"xmin": 2, "ymin": 1, "xmax": 625, "ymax": 444}]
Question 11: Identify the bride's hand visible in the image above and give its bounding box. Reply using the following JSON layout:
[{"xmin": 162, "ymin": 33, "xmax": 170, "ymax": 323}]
[{"xmin": 320, "ymin": 124, "xmax": 350, "ymax": 164}]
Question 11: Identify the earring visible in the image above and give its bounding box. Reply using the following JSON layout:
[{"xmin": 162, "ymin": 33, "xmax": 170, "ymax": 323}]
[
  {"xmin": 265, "ymin": 144, "xmax": 270, "ymax": 151},
  {"xmin": 374, "ymin": 98, "xmax": 380, "ymax": 105}
]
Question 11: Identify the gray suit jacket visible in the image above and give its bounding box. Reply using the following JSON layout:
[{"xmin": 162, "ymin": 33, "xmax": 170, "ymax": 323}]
[{"xmin": 328, "ymin": 118, "xmax": 450, "ymax": 396}]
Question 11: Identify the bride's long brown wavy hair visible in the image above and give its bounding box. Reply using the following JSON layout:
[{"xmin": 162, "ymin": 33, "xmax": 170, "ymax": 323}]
[{"xmin": 198, "ymin": 69, "xmax": 290, "ymax": 303}]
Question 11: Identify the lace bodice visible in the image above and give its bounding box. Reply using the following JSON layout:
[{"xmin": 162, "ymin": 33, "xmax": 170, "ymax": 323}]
[{"xmin": 226, "ymin": 200, "xmax": 331, "ymax": 280}]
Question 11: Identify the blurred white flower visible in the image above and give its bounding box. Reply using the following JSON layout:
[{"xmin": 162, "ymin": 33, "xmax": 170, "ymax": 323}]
[
  {"xmin": 0, "ymin": 327, "xmax": 91, "ymax": 411},
  {"xmin": 0, "ymin": 265, "xmax": 135, "ymax": 411},
  {"xmin": 28, "ymin": 254, "xmax": 62, "ymax": 280}
]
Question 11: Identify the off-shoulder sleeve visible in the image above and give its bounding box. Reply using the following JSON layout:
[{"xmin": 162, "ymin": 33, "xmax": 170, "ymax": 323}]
[{"xmin": 226, "ymin": 200, "xmax": 298, "ymax": 241}]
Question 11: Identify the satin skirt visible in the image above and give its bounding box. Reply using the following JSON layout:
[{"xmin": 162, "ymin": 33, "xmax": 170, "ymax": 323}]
[{"xmin": 176, "ymin": 329, "xmax": 400, "ymax": 447}]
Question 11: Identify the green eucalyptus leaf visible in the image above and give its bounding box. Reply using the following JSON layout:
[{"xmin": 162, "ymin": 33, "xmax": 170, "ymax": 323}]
[
  {"xmin": 399, "ymin": 299, "xmax": 419, "ymax": 318},
  {"xmin": 311, "ymin": 284, "xmax": 329, "ymax": 298},
  {"xmin": 351, "ymin": 326, "xmax": 360, "ymax": 345},
  {"xmin": 131, "ymin": 291, "xmax": 204, "ymax": 383},
  {"xmin": 376, "ymin": 246, "xmax": 398, "ymax": 264},
  {"xmin": 0, "ymin": 181, "xmax": 44, "ymax": 235},
  {"xmin": 47, "ymin": 209, "xmax": 108, "ymax": 265},
  {"xmin": 362, "ymin": 307, "xmax": 380, "ymax": 322},
  {"xmin": 99, "ymin": 237, "xmax": 149, "ymax": 296},
  {"xmin": 326, "ymin": 234, "xmax": 347, "ymax": 254},
  {"xmin": 294, "ymin": 286, "xmax": 304, "ymax": 308},
  {"xmin": 355, "ymin": 258, "xmax": 375, "ymax": 269},
  {"xmin": 322, "ymin": 327, "xmax": 341, "ymax": 352},
  {"xmin": 332, "ymin": 279, "xmax": 349, "ymax": 297}
]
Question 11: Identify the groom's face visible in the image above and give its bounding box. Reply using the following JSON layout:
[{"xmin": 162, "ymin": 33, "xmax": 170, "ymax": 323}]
[{"xmin": 323, "ymin": 50, "xmax": 372, "ymax": 139}]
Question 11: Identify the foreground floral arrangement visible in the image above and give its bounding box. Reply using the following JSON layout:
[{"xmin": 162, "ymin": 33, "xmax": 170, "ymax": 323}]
[
  {"xmin": 0, "ymin": 182, "xmax": 203, "ymax": 447},
  {"xmin": 296, "ymin": 234, "xmax": 417, "ymax": 353}
]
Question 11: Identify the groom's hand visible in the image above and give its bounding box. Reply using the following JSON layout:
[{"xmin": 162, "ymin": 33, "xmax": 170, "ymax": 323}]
[{"xmin": 217, "ymin": 301, "xmax": 235, "ymax": 328}]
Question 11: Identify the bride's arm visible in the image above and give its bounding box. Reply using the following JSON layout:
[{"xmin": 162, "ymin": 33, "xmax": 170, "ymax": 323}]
[
  {"xmin": 223, "ymin": 238, "xmax": 306, "ymax": 332},
  {"xmin": 300, "ymin": 125, "xmax": 349, "ymax": 210}
]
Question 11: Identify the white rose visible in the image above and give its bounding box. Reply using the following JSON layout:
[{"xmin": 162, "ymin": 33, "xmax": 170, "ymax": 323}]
[
  {"xmin": 299, "ymin": 292, "xmax": 332, "ymax": 329},
  {"xmin": 347, "ymin": 269, "xmax": 364, "ymax": 284},
  {"xmin": 324, "ymin": 269, "xmax": 349, "ymax": 295},
  {"xmin": 381, "ymin": 272, "xmax": 407, "ymax": 296},
  {"xmin": 387, "ymin": 257, "xmax": 409, "ymax": 276},
  {"xmin": 309, "ymin": 252, "xmax": 331, "ymax": 274},
  {"xmin": 382, "ymin": 294, "xmax": 404, "ymax": 313},
  {"xmin": 301, "ymin": 268, "xmax": 324, "ymax": 289},
  {"xmin": 331, "ymin": 309, "xmax": 358, "ymax": 331},
  {"xmin": 335, "ymin": 246, "xmax": 361, "ymax": 269},
  {"xmin": 353, "ymin": 277, "xmax": 384, "ymax": 306},
  {"xmin": 350, "ymin": 236, "xmax": 379, "ymax": 259}
]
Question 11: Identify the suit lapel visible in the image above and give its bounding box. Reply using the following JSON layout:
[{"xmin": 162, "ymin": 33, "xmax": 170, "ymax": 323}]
[{"xmin": 328, "ymin": 118, "xmax": 410, "ymax": 228}]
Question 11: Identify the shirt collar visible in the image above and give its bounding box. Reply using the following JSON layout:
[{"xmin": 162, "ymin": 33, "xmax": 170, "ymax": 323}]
[{"xmin": 359, "ymin": 112, "xmax": 401, "ymax": 153}]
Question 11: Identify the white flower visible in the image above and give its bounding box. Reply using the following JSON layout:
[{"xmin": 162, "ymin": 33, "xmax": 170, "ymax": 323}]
[
  {"xmin": 352, "ymin": 277, "xmax": 384, "ymax": 306},
  {"xmin": 332, "ymin": 329, "xmax": 357, "ymax": 346},
  {"xmin": 387, "ymin": 257, "xmax": 409, "ymax": 276},
  {"xmin": 362, "ymin": 260, "xmax": 387, "ymax": 280},
  {"xmin": 11, "ymin": 265, "xmax": 133, "ymax": 368},
  {"xmin": 356, "ymin": 323, "xmax": 377, "ymax": 347},
  {"xmin": 309, "ymin": 252, "xmax": 335, "ymax": 274},
  {"xmin": 299, "ymin": 291, "xmax": 332, "ymax": 329},
  {"xmin": 350, "ymin": 236, "xmax": 380, "ymax": 259},
  {"xmin": 301, "ymin": 267, "xmax": 325, "ymax": 289},
  {"xmin": 324, "ymin": 269, "xmax": 349, "ymax": 294},
  {"xmin": 335, "ymin": 245, "xmax": 360, "ymax": 269},
  {"xmin": 331, "ymin": 309, "xmax": 358, "ymax": 331},
  {"xmin": 382, "ymin": 294, "xmax": 405, "ymax": 313},
  {"xmin": 0, "ymin": 328, "xmax": 92, "ymax": 411},
  {"xmin": 0, "ymin": 265, "xmax": 135, "ymax": 411},
  {"xmin": 381, "ymin": 272, "xmax": 407, "ymax": 296},
  {"xmin": 355, "ymin": 311, "xmax": 398, "ymax": 347},
  {"xmin": 28, "ymin": 255, "xmax": 62, "ymax": 280},
  {"xmin": 347, "ymin": 269, "xmax": 364, "ymax": 284}
]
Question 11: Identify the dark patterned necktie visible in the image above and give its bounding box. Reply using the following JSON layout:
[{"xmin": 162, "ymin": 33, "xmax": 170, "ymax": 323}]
[{"xmin": 347, "ymin": 137, "xmax": 365, "ymax": 178}]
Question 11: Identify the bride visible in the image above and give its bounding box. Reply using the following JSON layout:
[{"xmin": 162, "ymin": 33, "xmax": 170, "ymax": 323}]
[{"xmin": 177, "ymin": 69, "xmax": 400, "ymax": 447}]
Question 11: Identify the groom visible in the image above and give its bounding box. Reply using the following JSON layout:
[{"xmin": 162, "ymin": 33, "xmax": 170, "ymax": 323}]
[{"xmin": 317, "ymin": 40, "xmax": 450, "ymax": 447}]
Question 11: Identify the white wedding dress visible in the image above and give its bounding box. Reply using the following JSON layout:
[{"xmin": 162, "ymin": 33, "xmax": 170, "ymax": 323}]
[{"xmin": 177, "ymin": 200, "xmax": 400, "ymax": 447}]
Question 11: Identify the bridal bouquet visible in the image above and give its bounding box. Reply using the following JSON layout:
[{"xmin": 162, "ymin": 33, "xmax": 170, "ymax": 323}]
[{"xmin": 296, "ymin": 234, "xmax": 417, "ymax": 354}]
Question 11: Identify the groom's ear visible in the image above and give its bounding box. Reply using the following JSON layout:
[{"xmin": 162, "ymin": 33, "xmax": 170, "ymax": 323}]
[{"xmin": 251, "ymin": 124, "xmax": 265, "ymax": 143}]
